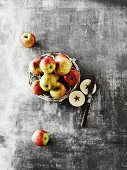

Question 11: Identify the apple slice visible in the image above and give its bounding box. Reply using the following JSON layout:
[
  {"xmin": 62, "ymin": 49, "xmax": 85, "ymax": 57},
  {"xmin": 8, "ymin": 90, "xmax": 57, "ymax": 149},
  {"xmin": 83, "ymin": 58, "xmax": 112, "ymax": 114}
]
[
  {"xmin": 69, "ymin": 91, "xmax": 85, "ymax": 107},
  {"xmin": 80, "ymin": 79, "xmax": 97, "ymax": 95}
]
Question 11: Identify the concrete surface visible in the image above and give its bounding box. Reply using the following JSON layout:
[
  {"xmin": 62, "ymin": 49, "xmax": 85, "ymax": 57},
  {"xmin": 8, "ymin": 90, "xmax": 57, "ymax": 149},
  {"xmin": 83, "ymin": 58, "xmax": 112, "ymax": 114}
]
[{"xmin": 0, "ymin": 0, "xmax": 127, "ymax": 169}]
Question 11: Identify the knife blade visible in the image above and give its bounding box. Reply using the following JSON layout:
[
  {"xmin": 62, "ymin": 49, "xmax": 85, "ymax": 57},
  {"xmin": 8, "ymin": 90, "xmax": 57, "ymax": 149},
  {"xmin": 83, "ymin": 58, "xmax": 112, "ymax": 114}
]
[{"xmin": 81, "ymin": 78, "xmax": 96, "ymax": 127}]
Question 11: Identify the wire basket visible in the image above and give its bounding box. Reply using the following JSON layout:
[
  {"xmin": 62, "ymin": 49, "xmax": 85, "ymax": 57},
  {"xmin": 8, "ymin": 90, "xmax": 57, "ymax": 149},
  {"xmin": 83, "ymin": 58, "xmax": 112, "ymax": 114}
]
[{"xmin": 28, "ymin": 52, "xmax": 80, "ymax": 102}]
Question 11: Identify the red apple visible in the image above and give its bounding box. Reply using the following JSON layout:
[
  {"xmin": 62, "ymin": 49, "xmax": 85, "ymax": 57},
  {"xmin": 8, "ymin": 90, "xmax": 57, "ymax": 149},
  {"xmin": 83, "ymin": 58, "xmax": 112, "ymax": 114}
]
[
  {"xmin": 54, "ymin": 53, "xmax": 72, "ymax": 75},
  {"xmin": 64, "ymin": 69, "xmax": 80, "ymax": 86},
  {"xmin": 29, "ymin": 58, "xmax": 43, "ymax": 76},
  {"xmin": 32, "ymin": 129, "xmax": 50, "ymax": 146},
  {"xmin": 32, "ymin": 80, "xmax": 45, "ymax": 95},
  {"xmin": 50, "ymin": 82, "xmax": 66, "ymax": 99},
  {"xmin": 21, "ymin": 33, "xmax": 36, "ymax": 48},
  {"xmin": 40, "ymin": 57, "xmax": 56, "ymax": 73}
]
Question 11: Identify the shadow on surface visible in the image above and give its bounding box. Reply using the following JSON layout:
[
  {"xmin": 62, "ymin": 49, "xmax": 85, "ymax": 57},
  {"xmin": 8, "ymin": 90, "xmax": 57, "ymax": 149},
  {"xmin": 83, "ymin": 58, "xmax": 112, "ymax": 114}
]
[{"xmin": 91, "ymin": 0, "xmax": 127, "ymax": 6}]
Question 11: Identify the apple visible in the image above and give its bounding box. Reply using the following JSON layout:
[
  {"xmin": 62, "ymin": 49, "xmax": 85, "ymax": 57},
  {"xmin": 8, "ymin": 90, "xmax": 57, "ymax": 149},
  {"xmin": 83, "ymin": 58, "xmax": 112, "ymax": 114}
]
[
  {"xmin": 40, "ymin": 73, "xmax": 57, "ymax": 91},
  {"xmin": 54, "ymin": 53, "xmax": 72, "ymax": 75},
  {"xmin": 80, "ymin": 79, "xmax": 97, "ymax": 95},
  {"xmin": 40, "ymin": 57, "xmax": 56, "ymax": 73},
  {"xmin": 69, "ymin": 91, "xmax": 85, "ymax": 107},
  {"xmin": 32, "ymin": 80, "xmax": 45, "ymax": 95},
  {"xmin": 21, "ymin": 33, "xmax": 35, "ymax": 48},
  {"xmin": 50, "ymin": 82, "xmax": 66, "ymax": 99},
  {"xmin": 64, "ymin": 68, "xmax": 80, "ymax": 86},
  {"xmin": 32, "ymin": 129, "xmax": 50, "ymax": 146},
  {"xmin": 29, "ymin": 58, "xmax": 43, "ymax": 76}
]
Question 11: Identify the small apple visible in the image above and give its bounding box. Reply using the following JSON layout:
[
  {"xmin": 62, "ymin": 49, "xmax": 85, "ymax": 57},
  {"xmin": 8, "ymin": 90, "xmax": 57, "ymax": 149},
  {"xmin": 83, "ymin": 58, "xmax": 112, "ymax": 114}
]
[
  {"xmin": 32, "ymin": 129, "xmax": 50, "ymax": 146},
  {"xmin": 29, "ymin": 58, "xmax": 43, "ymax": 76},
  {"xmin": 40, "ymin": 73, "xmax": 57, "ymax": 91},
  {"xmin": 50, "ymin": 82, "xmax": 66, "ymax": 99},
  {"xmin": 80, "ymin": 79, "xmax": 97, "ymax": 95},
  {"xmin": 32, "ymin": 80, "xmax": 45, "ymax": 95},
  {"xmin": 21, "ymin": 33, "xmax": 35, "ymax": 48},
  {"xmin": 54, "ymin": 53, "xmax": 72, "ymax": 75},
  {"xmin": 64, "ymin": 68, "xmax": 80, "ymax": 86},
  {"xmin": 69, "ymin": 91, "xmax": 85, "ymax": 107},
  {"xmin": 40, "ymin": 57, "xmax": 56, "ymax": 73}
]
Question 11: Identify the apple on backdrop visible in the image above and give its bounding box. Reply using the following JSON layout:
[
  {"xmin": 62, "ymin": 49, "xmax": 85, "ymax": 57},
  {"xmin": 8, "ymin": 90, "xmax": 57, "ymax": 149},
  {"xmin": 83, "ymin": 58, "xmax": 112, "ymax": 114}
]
[
  {"xmin": 40, "ymin": 57, "xmax": 56, "ymax": 73},
  {"xmin": 50, "ymin": 82, "xmax": 66, "ymax": 99},
  {"xmin": 80, "ymin": 79, "xmax": 97, "ymax": 95},
  {"xmin": 29, "ymin": 58, "xmax": 43, "ymax": 76},
  {"xmin": 69, "ymin": 90, "xmax": 85, "ymax": 107},
  {"xmin": 21, "ymin": 33, "xmax": 36, "ymax": 48},
  {"xmin": 64, "ymin": 68, "xmax": 80, "ymax": 86},
  {"xmin": 40, "ymin": 73, "xmax": 57, "ymax": 91},
  {"xmin": 54, "ymin": 53, "xmax": 72, "ymax": 75},
  {"xmin": 32, "ymin": 80, "xmax": 45, "ymax": 95},
  {"xmin": 32, "ymin": 129, "xmax": 50, "ymax": 147}
]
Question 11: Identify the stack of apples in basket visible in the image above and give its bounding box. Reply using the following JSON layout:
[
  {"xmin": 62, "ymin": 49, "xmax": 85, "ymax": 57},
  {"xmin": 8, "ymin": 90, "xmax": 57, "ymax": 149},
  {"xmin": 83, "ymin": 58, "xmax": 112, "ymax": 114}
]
[{"xmin": 29, "ymin": 53, "xmax": 80, "ymax": 100}]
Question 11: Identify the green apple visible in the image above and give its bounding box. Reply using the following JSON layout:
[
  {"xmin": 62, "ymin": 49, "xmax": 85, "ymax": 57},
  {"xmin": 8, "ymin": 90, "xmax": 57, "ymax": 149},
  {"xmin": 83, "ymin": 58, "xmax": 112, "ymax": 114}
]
[
  {"xmin": 50, "ymin": 82, "xmax": 66, "ymax": 99},
  {"xmin": 54, "ymin": 53, "xmax": 72, "ymax": 75},
  {"xmin": 21, "ymin": 33, "xmax": 36, "ymax": 48},
  {"xmin": 40, "ymin": 73, "xmax": 57, "ymax": 91},
  {"xmin": 40, "ymin": 57, "xmax": 56, "ymax": 73}
]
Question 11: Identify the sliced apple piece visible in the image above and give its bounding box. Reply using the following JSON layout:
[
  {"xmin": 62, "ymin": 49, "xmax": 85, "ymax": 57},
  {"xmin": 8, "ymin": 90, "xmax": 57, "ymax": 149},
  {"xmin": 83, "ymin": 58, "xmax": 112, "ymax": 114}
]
[
  {"xmin": 80, "ymin": 79, "xmax": 97, "ymax": 95},
  {"xmin": 69, "ymin": 91, "xmax": 85, "ymax": 107}
]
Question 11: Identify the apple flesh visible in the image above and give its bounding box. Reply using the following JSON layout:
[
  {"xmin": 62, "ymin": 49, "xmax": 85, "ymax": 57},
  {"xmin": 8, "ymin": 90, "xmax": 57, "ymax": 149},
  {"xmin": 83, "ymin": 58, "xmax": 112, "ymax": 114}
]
[
  {"xmin": 50, "ymin": 82, "xmax": 66, "ymax": 99},
  {"xmin": 32, "ymin": 80, "xmax": 45, "ymax": 95},
  {"xmin": 40, "ymin": 73, "xmax": 57, "ymax": 91},
  {"xmin": 69, "ymin": 90, "xmax": 85, "ymax": 107},
  {"xmin": 54, "ymin": 53, "xmax": 72, "ymax": 75},
  {"xmin": 80, "ymin": 79, "xmax": 97, "ymax": 95},
  {"xmin": 32, "ymin": 129, "xmax": 49, "ymax": 146},
  {"xmin": 29, "ymin": 58, "xmax": 43, "ymax": 76},
  {"xmin": 40, "ymin": 57, "xmax": 56, "ymax": 74},
  {"xmin": 21, "ymin": 33, "xmax": 35, "ymax": 48},
  {"xmin": 64, "ymin": 69, "xmax": 80, "ymax": 86}
]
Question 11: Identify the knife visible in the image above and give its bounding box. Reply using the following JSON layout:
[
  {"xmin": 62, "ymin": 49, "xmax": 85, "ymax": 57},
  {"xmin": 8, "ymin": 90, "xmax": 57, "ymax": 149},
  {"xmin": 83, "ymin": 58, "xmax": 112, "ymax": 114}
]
[{"xmin": 81, "ymin": 78, "xmax": 96, "ymax": 127}]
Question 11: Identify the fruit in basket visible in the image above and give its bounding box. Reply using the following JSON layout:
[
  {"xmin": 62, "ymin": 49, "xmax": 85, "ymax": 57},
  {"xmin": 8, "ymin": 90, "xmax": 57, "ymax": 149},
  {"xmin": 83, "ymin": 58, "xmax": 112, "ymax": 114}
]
[
  {"xmin": 69, "ymin": 91, "xmax": 85, "ymax": 107},
  {"xmin": 80, "ymin": 79, "xmax": 97, "ymax": 95},
  {"xmin": 40, "ymin": 57, "xmax": 56, "ymax": 73},
  {"xmin": 32, "ymin": 129, "xmax": 50, "ymax": 146},
  {"xmin": 64, "ymin": 68, "xmax": 80, "ymax": 86},
  {"xmin": 32, "ymin": 80, "xmax": 45, "ymax": 95},
  {"xmin": 50, "ymin": 82, "xmax": 66, "ymax": 99},
  {"xmin": 21, "ymin": 33, "xmax": 35, "ymax": 48},
  {"xmin": 40, "ymin": 73, "xmax": 57, "ymax": 91},
  {"xmin": 29, "ymin": 58, "xmax": 43, "ymax": 76},
  {"xmin": 54, "ymin": 53, "xmax": 72, "ymax": 75}
]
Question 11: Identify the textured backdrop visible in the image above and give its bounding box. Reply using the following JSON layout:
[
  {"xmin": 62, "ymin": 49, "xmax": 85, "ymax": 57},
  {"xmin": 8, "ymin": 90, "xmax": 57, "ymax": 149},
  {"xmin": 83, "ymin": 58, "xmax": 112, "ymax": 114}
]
[{"xmin": 0, "ymin": 0, "xmax": 127, "ymax": 169}]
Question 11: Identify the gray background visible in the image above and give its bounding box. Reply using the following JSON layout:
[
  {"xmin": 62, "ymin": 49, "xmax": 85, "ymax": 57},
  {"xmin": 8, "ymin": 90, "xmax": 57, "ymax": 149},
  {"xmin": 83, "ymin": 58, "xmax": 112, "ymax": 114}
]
[{"xmin": 0, "ymin": 0, "xmax": 127, "ymax": 169}]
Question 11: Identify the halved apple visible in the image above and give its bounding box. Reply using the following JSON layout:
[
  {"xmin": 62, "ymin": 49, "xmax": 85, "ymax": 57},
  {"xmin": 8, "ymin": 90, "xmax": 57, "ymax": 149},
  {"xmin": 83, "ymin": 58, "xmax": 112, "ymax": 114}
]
[
  {"xmin": 80, "ymin": 79, "xmax": 97, "ymax": 95},
  {"xmin": 69, "ymin": 91, "xmax": 85, "ymax": 107}
]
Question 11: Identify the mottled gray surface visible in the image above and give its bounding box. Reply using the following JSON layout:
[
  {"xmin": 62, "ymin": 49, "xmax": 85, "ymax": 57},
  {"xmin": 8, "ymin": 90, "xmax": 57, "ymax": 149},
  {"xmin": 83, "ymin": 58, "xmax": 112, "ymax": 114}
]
[{"xmin": 0, "ymin": 0, "xmax": 127, "ymax": 169}]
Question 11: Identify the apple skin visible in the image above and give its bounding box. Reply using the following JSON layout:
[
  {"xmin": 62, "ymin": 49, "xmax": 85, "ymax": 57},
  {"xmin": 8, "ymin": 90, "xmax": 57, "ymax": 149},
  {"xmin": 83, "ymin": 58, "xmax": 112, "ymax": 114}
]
[
  {"xmin": 32, "ymin": 80, "xmax": 45, "ymax": 95},
  {"xmin": 32, "ymin": 130, "xmax": 49, "ymax": 147},
  {"xmin": 50, "ymin": 82, "xmax": 66, "ymax": 99},
  {"xmin": 40, "ymin": 57, "xmax": 56, "ymax": 73},
  {"xmin": 40, "ymin": 73, "xmax": 57, "ymax": 91},
  {"xmin": 64, "ymin": 69, "xmax": 80, "ymax": 86},
  {"xmin": 54, "ymin": 53, "xmax": 72, "ymax": 75},
  {"xmin": 21, "ymin": 33, "xmax": 36, "ymax": 48},
  {"xmin": 29, "ymin": 58, "xmax": 43, "ymax": 76}
]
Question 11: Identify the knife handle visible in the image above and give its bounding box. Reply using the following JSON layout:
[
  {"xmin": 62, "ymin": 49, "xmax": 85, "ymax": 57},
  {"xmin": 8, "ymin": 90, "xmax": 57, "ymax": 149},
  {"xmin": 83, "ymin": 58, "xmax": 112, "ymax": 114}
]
[{"xmin": 81, "ymin": 103, "xmax": 90, "ymax": 127}]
